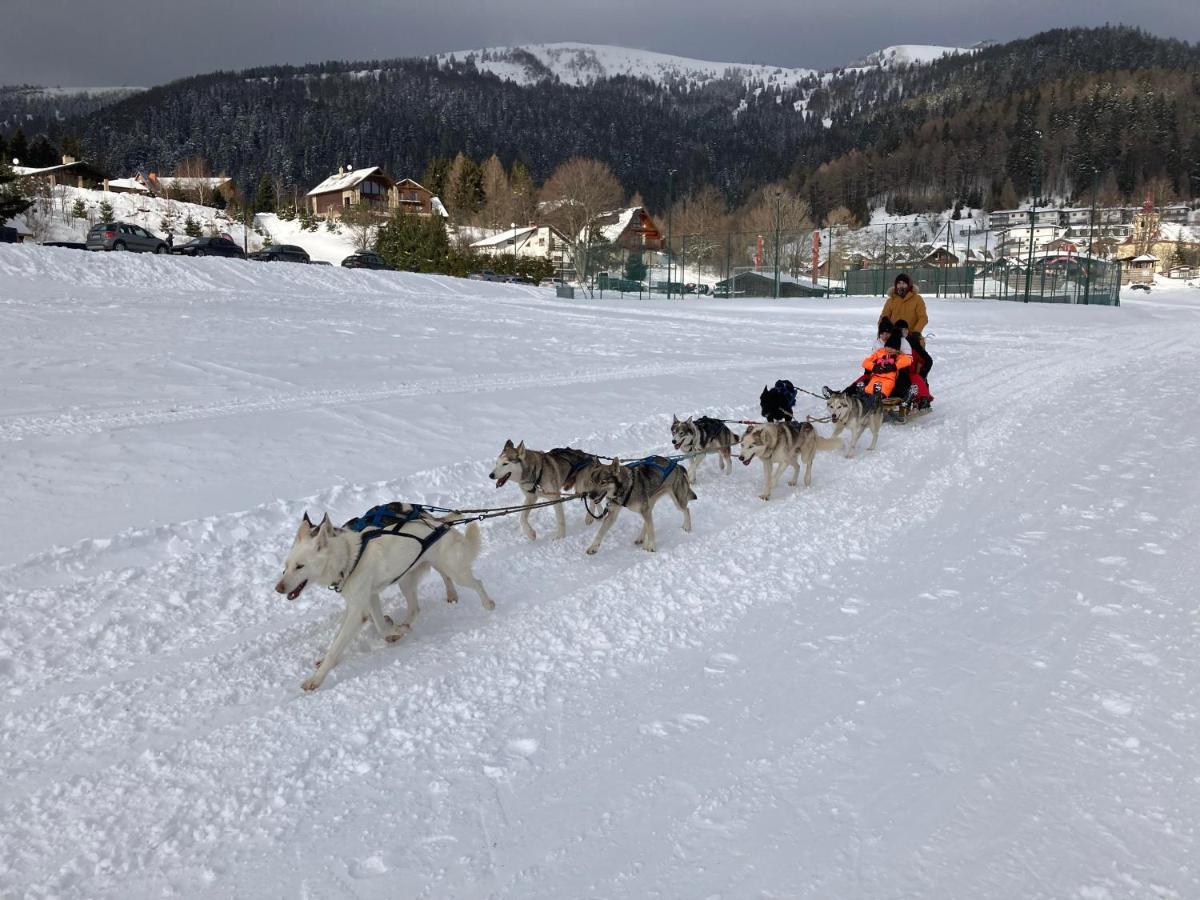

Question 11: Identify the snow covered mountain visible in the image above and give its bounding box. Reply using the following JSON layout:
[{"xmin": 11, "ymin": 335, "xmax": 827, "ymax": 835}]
[
  {"xmin": 436, "ymin": 41, "xmax": 977, "ymax": 90},
  {"xmin": 852, "ymin": 43, "xmax": 976, "ymax": 69},
  {"xmin": 437, "ymin": 42, "xmax": 819, "ymax": 90}
]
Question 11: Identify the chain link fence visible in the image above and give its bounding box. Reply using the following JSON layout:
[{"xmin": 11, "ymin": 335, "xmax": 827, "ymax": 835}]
[{"xmin": 576, "ymin": 222, "xmax": 1122, "ymax": 306}]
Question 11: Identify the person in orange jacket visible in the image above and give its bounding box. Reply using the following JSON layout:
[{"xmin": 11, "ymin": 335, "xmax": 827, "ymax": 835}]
[{"xmin": 860, "ymin": 332, "xmax": 912, "ymax": 398}]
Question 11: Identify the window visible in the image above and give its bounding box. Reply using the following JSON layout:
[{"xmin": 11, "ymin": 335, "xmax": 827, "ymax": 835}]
[
  {"xmin": 360, "ymin": 180, "xmax": 382, "ymax": 196},
  {"xmin": 401, "ymin": 191, "xmax": 421, "ymax": 204}
]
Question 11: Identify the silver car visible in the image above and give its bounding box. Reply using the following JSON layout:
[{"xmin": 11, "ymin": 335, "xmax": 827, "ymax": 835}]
[{"xmin": 86, "ymin": 222, "xmax": 169, "ymax": 254}]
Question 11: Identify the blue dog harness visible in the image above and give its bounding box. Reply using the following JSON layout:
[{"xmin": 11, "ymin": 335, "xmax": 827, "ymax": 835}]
[{"xmin": 331, "ymin": 503, "xmax": 451, "ymax": 593}]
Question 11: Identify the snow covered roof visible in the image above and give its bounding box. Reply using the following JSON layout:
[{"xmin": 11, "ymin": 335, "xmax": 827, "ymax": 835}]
[
  {"xmin": 589, "ymin": 207, "xmax": 645, "ymax": 244},
  {"xmin": 1130, "ymin": 254, "xmax": 1159, "ymax": 263},
  {"xmin": 106, "ymin": 178, "xmax": 150, "ymax": 193},
  {"xmin": 471, "ymin": 226, "xmax": 537, "ymax": 249},
  {"xmin": 431, "ymin": 196, "xmax": 449, "ymax": 219},
  {"xmin": 307, "ymin": 167, "xmax": 390, "ymax": 197}
]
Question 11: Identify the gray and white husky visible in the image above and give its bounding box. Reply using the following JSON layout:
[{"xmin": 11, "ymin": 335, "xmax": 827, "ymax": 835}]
[
  {"xmin": 670, "ymin": 415, "xmax": 737, "ymax": 483},
  {"xmin": 585, "ymin": 456, "xmax": 696, "ymax": 555},
  {"xmin": 823, "ymin": 387, "xmax": 885, "ymax": 457},
  {"xmin": 274, "ymin": 508, "xmax": 495, "ymax": 691},
  {"xmin": 489, "ymin": 440, "xmax": 596, "ymax": 540},
  {"xmin": 739, "ymin": 421, "xmax": 842, "ymax": 500}
]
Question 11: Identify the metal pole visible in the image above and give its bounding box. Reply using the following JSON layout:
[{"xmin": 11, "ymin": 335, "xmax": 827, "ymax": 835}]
[
  {"xmin": 826, "ymin": 224, "xmax": 832, "ymax": 295},
  {"xmin": 773, "ymin": 191, "xmax": 782, "ymax": 299},
  {"xmin": 666, "ymin": 169, "xmax": 676, "ymax": 299},
  {"xmin": 1083, "ymin": 169, "xmax": 1098, "ymax": 305},
  {"xmin": 1023, "ymin": 135, "xmax": 1042, "ymax": 303},
  {"xmin": 881, "ymin": 222, "xmax": 889, "ymax": 297}
]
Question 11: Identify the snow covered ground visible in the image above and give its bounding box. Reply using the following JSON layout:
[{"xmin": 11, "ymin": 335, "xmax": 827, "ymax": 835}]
[{"xmin": 2, "ymin": 244, "xmax": 1199, "ymax": 899}]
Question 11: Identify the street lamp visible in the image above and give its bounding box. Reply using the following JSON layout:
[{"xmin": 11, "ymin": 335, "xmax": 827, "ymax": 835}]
[
  {"xmin": 772, "ymin": 190, "xmax": 783, "ymax": 299},
  {"xmin": 510, "ymin": 221, "xmax": 517, "ymax": 262},
  {"xmin": 1023, "ymin": 131, "xmax": 1044, "ymax": 303},
  {"xmin": 666, "ymin": 168, "xmax": 677, "ymax": 299},
  {"xmin": 1082, "ymin": 166, "xmax": 1100, "ymax": 305}
]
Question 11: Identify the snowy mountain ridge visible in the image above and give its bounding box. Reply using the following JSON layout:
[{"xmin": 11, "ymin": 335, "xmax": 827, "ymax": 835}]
[{"xmin": 434, "ymin": 41, "xmax": 976, "ymax": 91}]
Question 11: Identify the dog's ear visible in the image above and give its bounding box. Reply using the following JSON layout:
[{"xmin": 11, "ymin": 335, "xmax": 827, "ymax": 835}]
[
  {"xmin": 298, "ymin": 512, "xmax": 313, "ymax": 538},
  {"xmin": 315, "ymin": 513, "xmax": 334, "ymax": 545},
  {"xmin": 686, "ymin": 416, "xmax": 693, "ymax": 423},
  {"xmin": 672, "ymin": 413, "xmax": 679, "ymax": 424},
  {"xmin": 516, "ymin": 440, "xmax": 525, "ymax": 457},
  {"xmin": 611, "ymin": 457, "xmax": 621, "ymax": 470},
  {"xmin": 503, "ymin": 438, "xmax": 514, "ymax": 450},
  {"xmin": 821, "ymin": 386, "xmax": 832, "ymax": 398}
]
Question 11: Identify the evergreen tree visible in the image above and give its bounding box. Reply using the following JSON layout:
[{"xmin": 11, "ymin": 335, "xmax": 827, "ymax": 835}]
[
  {"xmin": 184, "ymin": 215, "xmax": 203, "ymax": 237},
  {"xmin": 212, "ymin": 189, "xmax": 227, "ymax": 210},
  {"xmin": 0, "ymin": 158, "xmax": 32, "ymax": 222},
  {"xmin": 253, "ymin": 174, "xmax": 276, "ymax": 214},
  {"xmin": 375, "ymin": 210, "xmax": 457, "ymax": 273},
  {"xmin": 27, "ymin": 136, "xmax": 61, "ymax": 167},
  {"xmin": 98, "ymin": 199, "xmax": 114, "ymax": 221},
  {"xmin": 422, "ymin": 157, "xmax": 451, "ymax": 198},
  {"xmin": 8, "ymin": 129, "xmax": 29, "ymax": 166},
  {"xmin": 71, "ymin": 198, "xmax": 87, "ymax": 219},
  {"xmin": 445, "ymin": 153, "xmax": 484, "ymax": 218}
]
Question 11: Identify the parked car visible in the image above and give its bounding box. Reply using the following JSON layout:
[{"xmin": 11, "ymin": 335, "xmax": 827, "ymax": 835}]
[
  {"xmin": 86, "ymin": 222, "xmax": 169, "ymax": 254},
  {"xmin": 171, "ymin": 236, "xmax": 246, "ymax": 259},
  {"xmin": 248, "ymin": 244, "xmax": 310, "ymax": 264},
  {"xmin": 1129, "ymin": 282, "xmax": 1151, "ymax": 292},
  {"xmin": 341, "ymin": 250, "xmax": 392, "ymax": 270},
  {"xmin": 42, "ymin": 241, "xmax": 88, "ymax": 250},
  {"xmin": 468, "ymin": 270, "xmax": 500, "ymax": 281}
]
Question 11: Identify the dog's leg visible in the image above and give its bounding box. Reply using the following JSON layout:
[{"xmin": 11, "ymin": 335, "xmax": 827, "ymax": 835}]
[
  {"xmin": 867, "ymin": 416, "xmax": 881, "ymax": 452},
  {"xmin": 441, "ymin": 564, "xmax": 495, "ymax": 611},
  {"xmin": 552, "ymin": 492, "xmax": 567, "ymax": 540},
  {"xmin": 367, "ymin": 590, "xmax": 404, "ymax": 638},
  {"xmin": 302, "ymin": 600, "xmax": 366, "ymax": 692},
  {"xmin": 634, "ymin": 514, "xmax": 647, "ymax": 545},
  {"xmin": 640, "ymin": 508, "xmax": 657, "ymax": 552},
  {"xmin": 803, "ymin": 448, "xmax": 815, "ymax": 487},
  {"xmin": 721, "ymin": 446, "xmax": 731, "ymax": 475},
  {"xmin": 519, "ymin": 490, "xmax": 537, "ymax": 541},
  {"xmin": 586, "ymin": 505, "xmax": 621, "ymax": 555},
  {"xmin": 394, "ymin": 576, "xmax": 420, "ymax": 634},
  {"xmin": 846, "ymin": 423, "xmax": 863, "ymax": 458},
  {"xmin": 436, "ymin": 567, "xmax": 459, "ymax": 604},
  {"xmin": 670, "ymin": 486, "xmax": 693, "ymax": 533},
  {"xmin": 787, "ymin": 454, "xmax": 803, "ymax": 487}
]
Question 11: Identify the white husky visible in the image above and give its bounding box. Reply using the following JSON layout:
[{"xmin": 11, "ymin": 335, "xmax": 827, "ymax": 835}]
[{"xmin": 274, "ymin": 506, "xmax": 495, "ymax": 691}]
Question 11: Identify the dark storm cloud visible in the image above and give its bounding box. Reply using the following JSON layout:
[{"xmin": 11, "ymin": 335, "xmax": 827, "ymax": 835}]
[{"xmin": 1, "ymin": 0, "xmax": 1196, "ymax": 86}]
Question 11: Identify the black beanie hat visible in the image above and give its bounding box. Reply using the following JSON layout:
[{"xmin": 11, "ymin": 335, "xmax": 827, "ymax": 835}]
[
  {"xmin": 894, "ymin": 273, "xmax": 912, "ymax": 288},
  {"xmin": 884, "ymin": 332, "xmax": 903, "ymax": 350}
]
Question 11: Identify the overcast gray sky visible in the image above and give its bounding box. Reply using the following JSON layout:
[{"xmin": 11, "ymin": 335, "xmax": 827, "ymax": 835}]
[{"xmin": 0, "ymin": 0, "xmax": 1196, "ymax": 86}]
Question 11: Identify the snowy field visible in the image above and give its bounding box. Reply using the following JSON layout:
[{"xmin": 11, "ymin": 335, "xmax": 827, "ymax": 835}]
[{"xmin": 1, "ymin": 244, "xmax": 1199, "ymax": 899}]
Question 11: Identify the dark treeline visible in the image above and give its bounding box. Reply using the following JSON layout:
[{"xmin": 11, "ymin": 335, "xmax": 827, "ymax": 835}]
[{"xmin": 2, "ymin": 26, "xmax": 1198, "ymax": 219}]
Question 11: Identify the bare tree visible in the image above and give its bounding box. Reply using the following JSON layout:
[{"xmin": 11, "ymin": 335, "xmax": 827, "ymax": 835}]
[
  {"xmin": 342, "ymin": 202, "xmax": 379, "ymax": 250},
  {"xmin": 670, "ymin": 184, "xmax": 729, "ymax": 278},
  {"xmin": 539, "ymin": 157, "xmax": 624, "ymax": 281},
  {"xmin": 175, "ymin": 156, "xmax": 214, "ymax": 206},
  {"xmin": 736, "ymin": 183, "xmax": 813, "ymax": 272},
  {"xmin": 479, "ymin": 154, "xmax": 511, "ymax": 230}
]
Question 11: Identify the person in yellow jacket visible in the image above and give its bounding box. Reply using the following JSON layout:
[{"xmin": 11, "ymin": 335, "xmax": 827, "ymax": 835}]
[{"xmin": 880, "ymin": 273, "xmax": 931, "ymax": 376}]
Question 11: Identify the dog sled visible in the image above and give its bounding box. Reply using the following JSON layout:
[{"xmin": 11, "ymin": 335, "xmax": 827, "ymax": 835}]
[{"xmin": 881, "ymin": 393, "xmax": 932, "ymax": 424}]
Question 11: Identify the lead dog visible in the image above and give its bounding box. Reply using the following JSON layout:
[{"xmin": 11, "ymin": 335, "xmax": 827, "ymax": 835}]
[
  {"xmin": 585, "ymin": 456, "xmax": 696, "ymax": 554},
  {"xmin": 489, "ymin": 440, "xmax": 596, "ymax": 539},
  {"xmin": 739, "ymin": 421, "xmax": 842, "ymax": 500},
  {"xmin": 823, "ymin": 387, "xmax": 885, "ymax": 457},
  {"xmin": 274, "ymin": 505, "xmax": 495, "ymax": 691},
  {"xmin": 670, "ymin": 415, "xmax": 737, "ymax": 484}
]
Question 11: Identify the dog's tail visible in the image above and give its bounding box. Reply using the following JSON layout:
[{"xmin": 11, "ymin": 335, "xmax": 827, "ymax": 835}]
[
  {"xmin": 814, "ymin": 433, "xmax": 844, "ymax": 453},
  {"xmin": 464, "ymin": 521, "xmax": 482, "ymax": 556}
]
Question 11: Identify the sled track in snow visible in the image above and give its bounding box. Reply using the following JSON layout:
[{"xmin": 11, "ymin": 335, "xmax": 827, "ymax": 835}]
[{"xmin": 0, "ymin": 355, "xmax": 799, "ymax": 442}]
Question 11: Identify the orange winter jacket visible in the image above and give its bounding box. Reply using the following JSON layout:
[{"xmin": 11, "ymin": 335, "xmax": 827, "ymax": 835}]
[
  {"xmin": 861, "ymin": 348, "xmax": 912, "ymax": 398},
  {"xmin": 880, "ymin": 288, "xmax": 928, "ymax": 338}
]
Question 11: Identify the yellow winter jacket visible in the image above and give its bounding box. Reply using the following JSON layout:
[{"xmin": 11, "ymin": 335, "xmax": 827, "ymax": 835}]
[{"xmin": 880, "ymin": 288, "xmax": 928, "ymax": 339}]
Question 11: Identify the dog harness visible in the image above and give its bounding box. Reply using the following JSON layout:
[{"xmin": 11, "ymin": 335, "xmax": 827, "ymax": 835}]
[
  {"xmin": 692, "ymin": 416, "xmax": 726, "ymax": 448},
  {"xmin": 330, "ymin": 503, "xmax": 451, "ymax": 593},
  {"xmin": 614, "ymin": 456, "xmax": 680, "ymax": 506}
]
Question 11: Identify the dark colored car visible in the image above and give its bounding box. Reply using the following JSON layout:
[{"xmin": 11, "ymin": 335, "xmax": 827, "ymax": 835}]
[
  {"xmin": 340, "ymin": 250, "xmax": 392, "ymax": 270},
  {"xmin": 86, "ymin": 222, "xmax": 168, "ymax": 254},
  {"xmin": 248, "ymin": 244, "xmax": 310, "ymax": 263},
  {"xmin": 1129, "ymin": 282, "xmax": 1151, "ymax": 292},
  {"xmin": 42, "ymin": 240, "xmax": 88, "ymax": 250},
  {"xmin": 172, "ymin": 236, "xmax": 246, "ymax": 259},
  {"xmin": 468, "ymin": 270, "xmax": 500, "ymax": 281}
]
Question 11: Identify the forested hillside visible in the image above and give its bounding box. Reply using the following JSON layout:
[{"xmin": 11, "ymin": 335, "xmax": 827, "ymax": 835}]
[{"xmin": 2, "ymin": 27, "xmax": 1197, "ymax": 218}]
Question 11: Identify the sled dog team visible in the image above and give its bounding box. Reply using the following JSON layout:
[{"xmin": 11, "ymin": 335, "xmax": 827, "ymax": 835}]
[{"xmin": 276, "ymin": 276, "xmax": 933, "ymax": 690}]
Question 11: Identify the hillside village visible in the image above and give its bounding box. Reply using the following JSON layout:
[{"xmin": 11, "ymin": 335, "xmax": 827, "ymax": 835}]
[{"xmin": 5, "ymin": 152, "xmax": 1199, "ymax": 294}]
